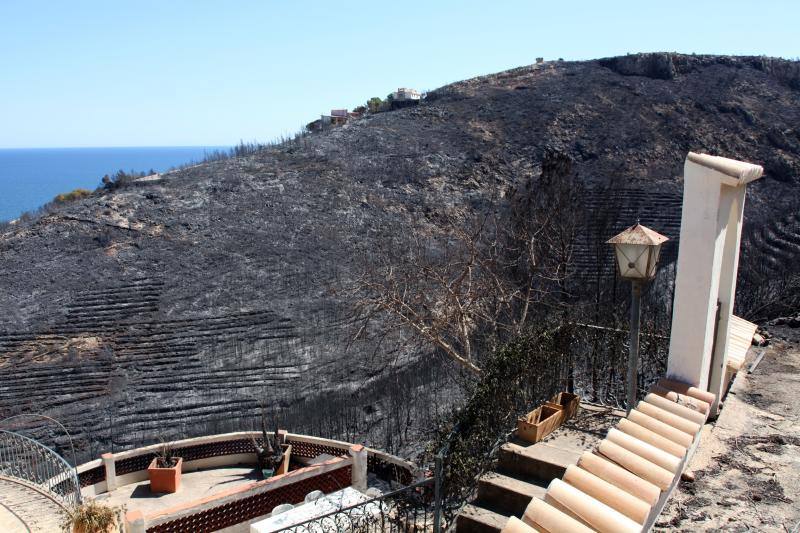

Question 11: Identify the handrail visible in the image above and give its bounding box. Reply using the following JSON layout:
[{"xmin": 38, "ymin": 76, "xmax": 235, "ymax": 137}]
[
  {"xmin": 0, "ymin": 413, "xmax": 79, "ymax": 483},
  {"xmin": 0, "ymin": 429, "xmax": 81, "ymax": 508}
]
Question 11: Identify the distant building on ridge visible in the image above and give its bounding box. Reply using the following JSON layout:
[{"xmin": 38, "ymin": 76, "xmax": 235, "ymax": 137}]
[{"xmin": 390, "ymin": 88, "xmax": 421, "ymax": 110}]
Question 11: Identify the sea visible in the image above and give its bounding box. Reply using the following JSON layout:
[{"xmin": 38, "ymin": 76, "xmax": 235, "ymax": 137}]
[{"xmin": 0, "ymin": 146, "xmax": 227, "ymax": 222}]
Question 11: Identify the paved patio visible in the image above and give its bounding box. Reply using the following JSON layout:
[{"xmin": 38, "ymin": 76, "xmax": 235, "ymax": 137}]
[
  {"xmin": 0, "ymin": 477, "xmax": 64, "ymax": 532},
  {"xmin": 96, "ymin": 465, "xmax": 261, "ymax": 516}
]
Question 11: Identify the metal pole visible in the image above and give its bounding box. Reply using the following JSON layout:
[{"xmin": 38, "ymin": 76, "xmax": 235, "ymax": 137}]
[
  {"xmin": 433, "ymin": 452, "xmax": 443, "ymax": 533},
  {"xmin": 627, "ymin": 281, "xmax": 642, "ymax": 415}
]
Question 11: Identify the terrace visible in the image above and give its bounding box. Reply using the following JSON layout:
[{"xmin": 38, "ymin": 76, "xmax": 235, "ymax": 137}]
[{"xmin": 74, "ymin": 432, "xmax": 418, "ymax": 532}]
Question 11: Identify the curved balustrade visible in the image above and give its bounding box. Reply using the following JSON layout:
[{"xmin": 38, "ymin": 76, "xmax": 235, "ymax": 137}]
[
  {"xmin": 76, "ymin": 431, "xmax": 418, "ymax": 496},
  {"xmin": 0, "ymin": 429, "xmax": 81, "ymax": 508}
]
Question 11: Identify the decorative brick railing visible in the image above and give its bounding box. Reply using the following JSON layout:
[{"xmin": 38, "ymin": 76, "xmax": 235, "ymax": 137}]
[
  {"xmin": 115, "ymin": 437, "xmax": 263, "ymax": 476},
  {"xmin": 133, "ymin": 456, "xmax": 353, "ymax": 533},
  {"xmin": 284, "ymin": 434, "xmax": 416, "ymax": 485},
  {"xmin": 78, "ymin": 436, "xmax": 270, "ymax": 487},
  {"xmin": 77, "ymin": 461, "xmax": 105, "ymax": 488}
]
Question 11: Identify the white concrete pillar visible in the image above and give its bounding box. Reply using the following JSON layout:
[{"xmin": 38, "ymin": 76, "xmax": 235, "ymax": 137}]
[
  {"xmin": 707, "ymin": 185, "xmax": 747, "ymax": 412},
  {"xmin": 667, "ymin": 159, "xmax": 728, "ymax": 389},
  {"xmin": 666, "ymin": 152, "xmax": 762, "ymax": 416},
  {"xmin": 349, "ymin": 444, "xmax": 368, "ymax": 492},
  {"xmin": 101, "ymin": 452, "xmax": 117, "ymax": 491}
]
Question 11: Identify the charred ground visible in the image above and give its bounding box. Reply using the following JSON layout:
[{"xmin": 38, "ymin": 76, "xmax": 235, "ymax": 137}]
[{"xmin": 1, "ymin": 53, "xmax": 799, "ymax": 461}]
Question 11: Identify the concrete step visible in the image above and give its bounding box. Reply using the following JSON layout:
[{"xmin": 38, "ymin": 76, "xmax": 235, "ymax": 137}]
[
  {"xmin": 499, "ymin": 442, "xmax": 581, "ymax": 483},
  {"xmin": 477, "ymin": 471, "xmax": 546, "ymax": 517},
  {"xmin": 455, "ymin": 503, "xmax": 509, "ymax": 533}
]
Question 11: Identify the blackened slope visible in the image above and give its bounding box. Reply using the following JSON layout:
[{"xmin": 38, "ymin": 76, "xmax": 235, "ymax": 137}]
[{"xmin": 0, "ymin": 53, "xmax": 798, "ymax": 459}]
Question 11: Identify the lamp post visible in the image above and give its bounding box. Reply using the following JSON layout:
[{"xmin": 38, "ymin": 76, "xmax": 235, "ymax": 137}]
[{"xmin": 607, "ymin": 223, "xmax": 668, "ymax": 414}]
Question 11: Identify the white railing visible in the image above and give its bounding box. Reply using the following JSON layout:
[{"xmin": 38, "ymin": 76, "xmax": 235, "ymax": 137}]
[{"xmin": 0, "ymin": 429, "xmax": 81, "ymax": 508}]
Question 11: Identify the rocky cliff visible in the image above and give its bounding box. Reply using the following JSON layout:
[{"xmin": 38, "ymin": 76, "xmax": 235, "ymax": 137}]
[{"xmin": 1, "ymin": 53, "xmax": 798, "ymax": 460}]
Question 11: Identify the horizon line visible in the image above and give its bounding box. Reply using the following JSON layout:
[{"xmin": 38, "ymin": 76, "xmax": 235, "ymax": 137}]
[{"xmin": 0, "ymin": 144, "xmax": 234, "ymax": 150}]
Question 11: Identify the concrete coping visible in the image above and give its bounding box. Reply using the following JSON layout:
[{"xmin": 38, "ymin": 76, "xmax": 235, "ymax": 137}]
[
  {"xmin": 76, "ymin": 458, "xmax": 102, "ymax": 474},
  {"xmin": 82, "ymin": 432, "xmax": 412, "ymax": 471},
  {"xmin": 686, "ymin": 151, "xmax": 764, "ymax": 185},
  {"xmin": 77, "ymin": 431, "xmax": 418, "ymax": 496}
]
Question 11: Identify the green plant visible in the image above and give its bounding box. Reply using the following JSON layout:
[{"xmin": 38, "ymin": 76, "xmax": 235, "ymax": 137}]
[
  {"xmin": 53, "ymin": 189, "xmax": 92, "ymax": 204},
  {"xmin": 249, "ymin": 408, "xmax": 284, "ymax": 478},
  {"xmin": 61, "ymin": 500, "xmax": 120, "ymax": 533},
  {"xmin": 430, "ymin": 324, "xmax": 569, "ymax": 519},
  {"xmin": 100, "ymin": 169, "xmax": 152, "ymax": 190},
  {"xmin": 367, "ymin": 97, "xmax": 383, "ymax": 113},
  {"xmin": 154, "ymin": 440, "xmax": 178, "ymax": 468}
]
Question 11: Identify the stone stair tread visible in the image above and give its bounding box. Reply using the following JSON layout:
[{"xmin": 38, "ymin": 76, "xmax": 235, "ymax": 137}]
[
  {"xmin": 480, "ymin": 471, "xmax": 547, "ymax": 500},
  {"xmin": 503, "ymin": 442, "xmax": 582, "ymax": 467},
  {"xmin": 498, "ymin": 441, "xmax": 583, "ymax": 486},
  {"xmin": 457, "ymin": 503, "xmax": 509, "ymax": 533},
  {"xmin": 477, "ymin": 471, "xmax": 547, "ymax": 517}
]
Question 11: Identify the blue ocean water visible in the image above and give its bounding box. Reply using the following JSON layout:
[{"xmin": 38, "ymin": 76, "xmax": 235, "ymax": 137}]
[{"xmin": 0, "ymin": 146, "xmax": 226, "ymax": 221}]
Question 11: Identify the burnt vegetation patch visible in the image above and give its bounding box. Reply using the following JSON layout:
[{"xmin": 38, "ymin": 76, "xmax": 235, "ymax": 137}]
[{"xmin": 0, "ymin": 53, "xmax": 799, "ymax": 466}]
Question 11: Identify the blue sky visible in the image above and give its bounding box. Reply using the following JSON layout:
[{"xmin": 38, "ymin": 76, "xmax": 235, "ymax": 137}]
[{"xmin": 1, "ymin": 0, "xmax": 797, "ymax": 148}]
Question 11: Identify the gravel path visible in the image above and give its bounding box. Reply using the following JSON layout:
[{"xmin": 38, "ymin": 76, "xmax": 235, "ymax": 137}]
[{"xmin": 657, "ymin": 328, "xmax": 800, "ymax": 532}]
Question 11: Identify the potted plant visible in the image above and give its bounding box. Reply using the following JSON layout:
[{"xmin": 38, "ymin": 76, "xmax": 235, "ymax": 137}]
[
  {"xmin": 249, "ymin": 411, "xmax": 290, "ymax": 479},
  {"xmin": 62, "ymin": 500, "xmax": 121, "ymax": 533},
  {"xmin": 148, "ymin": 441, "xmax": 182, "ymax": 493}
]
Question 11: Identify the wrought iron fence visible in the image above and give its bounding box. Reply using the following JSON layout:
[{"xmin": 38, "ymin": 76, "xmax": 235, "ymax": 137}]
[
  {"xmin": 570, "ymin": 321, "xmax": 669, "ymax": 408},
  {"xmin": 0, "ymin": 429, "xmax": 81, "ymax": 508},
  {"xmin": 276, "ymin": 478, "xmax": 436, "ymax": 532}
]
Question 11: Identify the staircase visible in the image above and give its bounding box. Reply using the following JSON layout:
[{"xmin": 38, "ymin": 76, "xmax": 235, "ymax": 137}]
[
  {"xmin": 456, "ymin": 380, "xmax": 717, "ymax": 533},
  {"xmin": 455, "ymin": 413, "xmax": 603, "ymax": 533}
]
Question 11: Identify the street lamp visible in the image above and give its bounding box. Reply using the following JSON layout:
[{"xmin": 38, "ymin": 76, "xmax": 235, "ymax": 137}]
[{"xmin": 607, "ymin": 223, "xmax": 669, "ymax": 414}]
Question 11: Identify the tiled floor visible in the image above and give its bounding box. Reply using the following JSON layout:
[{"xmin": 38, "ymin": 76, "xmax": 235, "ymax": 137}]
[
  {"xmin": 0, "ymin": 477, "xmax": 65, "ymax": 532},
  {"xmin": 97, "ymin": 465, "xmax": 260, "ymax": 516}
]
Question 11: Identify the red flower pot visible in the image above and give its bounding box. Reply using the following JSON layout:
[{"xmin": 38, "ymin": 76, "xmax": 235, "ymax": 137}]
[{"xmin": 148, "ymin": 457, "xmax": 182, "ymax": 493}]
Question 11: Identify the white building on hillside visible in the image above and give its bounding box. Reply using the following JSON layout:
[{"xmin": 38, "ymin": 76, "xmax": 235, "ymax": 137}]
[{"xmin": 392, "ymin": 87, "xmax": 421, "ymax": 101}]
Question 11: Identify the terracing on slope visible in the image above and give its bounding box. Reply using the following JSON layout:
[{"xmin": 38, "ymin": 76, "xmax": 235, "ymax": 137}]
[{"xmin": 1, "ymin": 53, "xmax": 799, "ymax": 461}]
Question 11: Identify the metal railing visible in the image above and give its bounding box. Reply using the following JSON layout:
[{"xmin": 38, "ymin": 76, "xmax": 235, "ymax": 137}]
[
  {"xmin": 277, "ymin": 478, "xmax": 436, "ymax": 532},
  {"xmin": 0, "ymin": 429, "xmax": 82, "ymax": 508}
]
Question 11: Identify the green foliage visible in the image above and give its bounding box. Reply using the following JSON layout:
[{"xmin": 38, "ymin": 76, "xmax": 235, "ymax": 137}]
[
  {"xmin": 53, "ymin": 188, "xmax": 92, "ymax": 204},
  {"xmin": 61, "ymin": 500, "xmax": 120, "ymax": 533},
  {"xmin": 154, "ymin": 439, "xmax": 179, "ymax": 468},
  {"xmin": 432, "ymin": 324, "xmax": 570, "ymax": 516},
  {"xmin": 367, "ymin": 97, "xmax": 383, "ymax": 113}
]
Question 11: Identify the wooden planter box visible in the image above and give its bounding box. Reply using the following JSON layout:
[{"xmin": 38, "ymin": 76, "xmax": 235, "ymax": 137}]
[
  {"xmin": 551, "ymin": 392, "xmax": 580, "ymax": 419},
  {"xmin": 276, "ymin": 444, "xmax": 291, "ymax": 476},
  {"xmin": 148, "ymin": 457, "xmax": 182, "ymax": 493},
  {"xmin": 517, "ymin": 392, "xmax": 581, "ymax": 444},
  {"xmin": 261, "ymin": 444, "xmax": 292, "ymax": 478}
]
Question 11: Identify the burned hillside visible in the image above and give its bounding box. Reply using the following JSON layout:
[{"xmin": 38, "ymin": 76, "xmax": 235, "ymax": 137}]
[{"xmin": 0, "ymin": 53, "xmax": 798, "ymax": 461}]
